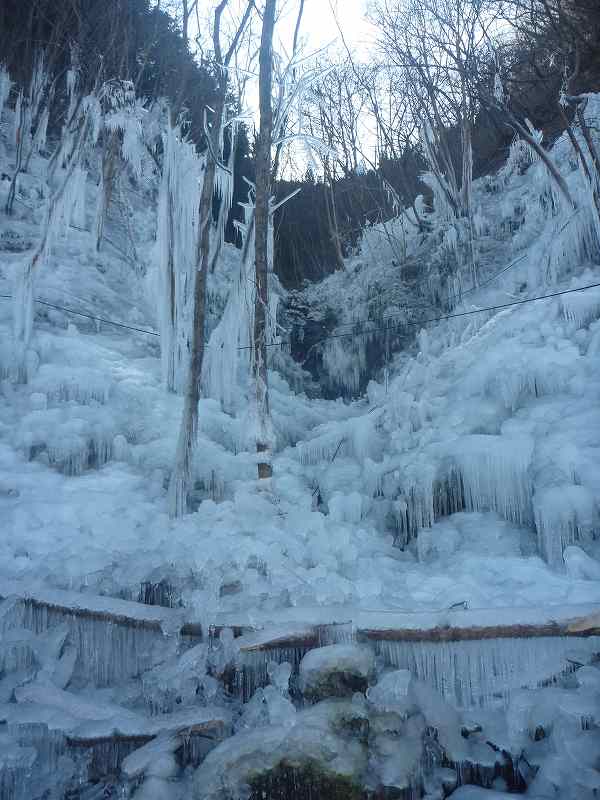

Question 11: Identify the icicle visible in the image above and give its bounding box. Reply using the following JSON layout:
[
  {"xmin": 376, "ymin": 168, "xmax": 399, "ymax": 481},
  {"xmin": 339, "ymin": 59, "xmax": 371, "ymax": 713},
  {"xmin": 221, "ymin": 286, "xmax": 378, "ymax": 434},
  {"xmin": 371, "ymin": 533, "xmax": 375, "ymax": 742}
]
[
  {"xmin": 203, "ymin": 194, "xmax": 255, "ymax": 412},
  {"xmin": 374, "ymin": 635, "xmax": 600, "ymax": 709},
  {"xmin": 534, "ymin": 484, "xmax": 595, "ymax": 566},
  {"xmin": 155, "ymin": 118, "xmax": 202, "ymax": 392},
  {"xmin": 3, "ymin": 598, "xmax": 169, "ymax": 687},
  {"xmin": 0, "ymin": 65, "xmax": 12, "ymax": 118},
  {"xmin": 561, "ymin": 275, "xmax": 600, "ymax": 328},
  {"xmin": 13, "ymin": 84, "xmax": 100, "ymax": 367},
  {"xmin": 31, "ymin": 106, "xmax": 49, "ymax": 155},
  {"xmin": 13, "ymin": 90, "xmax": 23, "ymax": 146},
  {"xmin": 71, "ymin": 166, "xmax": 88, "ymax": 230},
  {"xmin": 30, "ymin": 366, "xmax": 111, "ymax": 405},
  {"xmin": 212, "ymin": 119, "xmax": 238, "ymax": 265},
  {"xmin": 452, "ymin": 435, "xmax": 534, "ymax": 527}
]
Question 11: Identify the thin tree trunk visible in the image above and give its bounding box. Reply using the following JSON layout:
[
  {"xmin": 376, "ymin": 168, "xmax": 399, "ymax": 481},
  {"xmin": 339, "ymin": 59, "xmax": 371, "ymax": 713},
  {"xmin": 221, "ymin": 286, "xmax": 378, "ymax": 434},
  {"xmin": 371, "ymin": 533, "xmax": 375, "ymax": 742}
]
[
  {"xmin": 576, "ymin": 105, "xmax": 600, "ymax": 185},
  {"xmin": 505, "ymin": 108, "xmax": 576, "ymax": 209},
  {"xmin": 168, "ymin": 0, "xmax": 254, "ymax": 515},
  {"xmin": 5, "ymin": 94, "xmax": 26, "ymax": 216},
  {"xmin": 253, "ymin": 0, "xmax": 277, "ymax": 481},
  {"xmin": 95, "ymin": 130, "xmax": 120, "ymax": 251},
  {"xmin": 323, "ymin": 164, "xmax": 344, "ymax": 272},
  {"xmin": 560, "ymin": 107, "xmax": 600, "ymax": 220},
  {"xmin": 168, "ymin": 103, "xmax": 225, "ymax": 516}
]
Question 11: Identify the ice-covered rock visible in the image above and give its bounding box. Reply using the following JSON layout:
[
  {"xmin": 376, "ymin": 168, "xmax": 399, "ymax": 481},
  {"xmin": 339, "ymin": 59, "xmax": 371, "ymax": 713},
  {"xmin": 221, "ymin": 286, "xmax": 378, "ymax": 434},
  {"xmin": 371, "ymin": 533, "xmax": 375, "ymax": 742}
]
[
  {"xmin": 369, "ymin": 713, "xmax": 425, "ymax": 795},
  {"xmin": 366, "ymin": 668, "xmax": 413, "ymax": 716},
  {"xmin": 193, "ymin": 699, "xmax": 368, "ymax": 800},
  {"xmin": 564, "ymin": 546, "xmax": 600, "ymax": 580},
  {"xmin": 298, "ymin": 644, "xmax": 375, "ymax": 701},
  {"xmin": 237, "ymin": 684, "xmax": 297, "ymax": 732}
]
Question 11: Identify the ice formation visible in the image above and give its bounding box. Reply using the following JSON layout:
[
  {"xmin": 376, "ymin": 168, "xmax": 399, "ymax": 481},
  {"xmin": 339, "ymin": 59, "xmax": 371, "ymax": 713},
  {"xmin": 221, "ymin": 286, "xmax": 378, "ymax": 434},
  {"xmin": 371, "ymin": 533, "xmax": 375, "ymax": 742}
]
[
  {"xmin": 202, "ymin": 198, "xmax": 256, "ymax": 413},
  {"xmin": 0, "ymin": 588, "xmax": 189, "ymax": 687},
  {"xmin": 154, "ymin": 119, "xmax": 202, "ymax": 393},
  {"xmin": 374, "ymin": 635, "xmax": 600, "ymax": 709},
  {"xmin": 1, "ymin": 39, "xmax": 600, "ymax": 800}
]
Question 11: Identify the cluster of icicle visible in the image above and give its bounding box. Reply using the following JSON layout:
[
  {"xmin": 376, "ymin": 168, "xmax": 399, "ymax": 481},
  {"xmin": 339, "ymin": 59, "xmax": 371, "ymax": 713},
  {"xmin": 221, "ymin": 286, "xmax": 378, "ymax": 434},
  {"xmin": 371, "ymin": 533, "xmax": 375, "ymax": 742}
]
[
  {"xmin": 202, "ymin": 190, "xmax": 256, "ymax": 413},
  {"xmin": 155, "ymin": 118, "xmax": 203, "ymax": 393},
  {"xmin": 1, "ymin": 54, "xmax": 158, "ymax": 377}
]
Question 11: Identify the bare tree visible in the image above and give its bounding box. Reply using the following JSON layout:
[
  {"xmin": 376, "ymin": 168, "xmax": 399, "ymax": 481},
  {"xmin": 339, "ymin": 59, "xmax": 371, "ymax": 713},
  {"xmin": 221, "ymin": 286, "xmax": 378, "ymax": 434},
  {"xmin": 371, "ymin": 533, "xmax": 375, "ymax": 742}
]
[
  {"xmin": 253, "ymin": 0, "xmax": 278, "ymax": 481},
  {"xmin": 497, "ymin": 0, "xmax": 599, "ymax": 215},
  {"xmin": 169, "ymin": 0, "xmax": 254, "ymax": 516}
]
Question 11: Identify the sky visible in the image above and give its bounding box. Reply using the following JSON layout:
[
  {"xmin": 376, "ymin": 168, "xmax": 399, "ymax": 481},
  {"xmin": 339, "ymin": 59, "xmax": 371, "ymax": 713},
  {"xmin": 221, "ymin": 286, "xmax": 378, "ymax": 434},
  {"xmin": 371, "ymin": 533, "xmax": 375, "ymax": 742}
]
[
  {"xmin": 189, "ymin": 0, "xmax": 375, "ymax": 175},
  {"xmin": 192, "ymin": 0, "xmax": 372, "ymax": 69},
  {"xmin": 276, "ymin": 0, "xmax": 372, "ymax": 57}
]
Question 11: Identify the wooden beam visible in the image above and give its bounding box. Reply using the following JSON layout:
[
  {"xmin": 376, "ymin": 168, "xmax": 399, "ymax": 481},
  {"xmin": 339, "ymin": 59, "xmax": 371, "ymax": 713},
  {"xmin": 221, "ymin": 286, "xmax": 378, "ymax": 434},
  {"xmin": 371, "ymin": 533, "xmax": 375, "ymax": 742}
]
[
  {"xmin": 0, "ymin": 580, "xmax": 201, "ymax": 639},
  {"xmin": 222, "ymin": 605, "xmax": 600, "ymax": 654}
]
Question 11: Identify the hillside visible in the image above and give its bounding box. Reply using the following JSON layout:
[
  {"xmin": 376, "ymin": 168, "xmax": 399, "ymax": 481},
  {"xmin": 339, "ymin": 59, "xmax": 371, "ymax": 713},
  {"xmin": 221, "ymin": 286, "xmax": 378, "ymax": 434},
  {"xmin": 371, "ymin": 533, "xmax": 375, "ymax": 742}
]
[{"xmin": 1, "ymin": 61, "xmax": 600, "ymax": 800}]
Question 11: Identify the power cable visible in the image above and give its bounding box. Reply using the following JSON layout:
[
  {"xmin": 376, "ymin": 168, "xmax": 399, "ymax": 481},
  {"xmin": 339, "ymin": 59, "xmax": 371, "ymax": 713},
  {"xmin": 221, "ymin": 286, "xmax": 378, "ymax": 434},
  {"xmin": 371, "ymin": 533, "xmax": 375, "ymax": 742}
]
[
  {"xmin": 311, "ymin": 210, "xmax": 580, "ymax": 336},
  {"xmin": 281, "ymin": 282, "xmax": 600, "ymax": 350},
  {"xmin": 1, "ymin": 280, "xmax": 600, "ymax": 351},
  {"xmin": 0, "ymin": 294, "xmax": 160, "ymax": 337}
]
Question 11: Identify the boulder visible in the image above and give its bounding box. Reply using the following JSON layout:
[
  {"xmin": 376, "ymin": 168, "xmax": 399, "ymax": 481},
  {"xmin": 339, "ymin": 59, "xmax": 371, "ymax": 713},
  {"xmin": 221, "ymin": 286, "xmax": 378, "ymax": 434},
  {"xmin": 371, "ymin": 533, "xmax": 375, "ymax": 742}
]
[
  {"xmin": 193, "ymin": 699, "xmax": 368, "ymax": 800},
  {"xmin": 298, "ymin": 644, "xmax": 375, "ymax": 701}
]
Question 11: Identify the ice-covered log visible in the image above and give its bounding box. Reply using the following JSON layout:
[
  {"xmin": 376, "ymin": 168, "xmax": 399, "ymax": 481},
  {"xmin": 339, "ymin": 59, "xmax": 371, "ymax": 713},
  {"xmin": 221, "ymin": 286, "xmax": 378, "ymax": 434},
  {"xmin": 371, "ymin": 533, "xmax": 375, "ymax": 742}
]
[
  {"xmin": 216, "ymin": 604, "xmax": 600, "ymax": 648},
  {"xmin": 5, "ymin": 684, "xmax": 229, "ymax": 783},
  {"xmin": 361, "ymin": 606, "xmax": 600, "ymax": 707},
  {"xmin": 357, "ymin": 605, "xmax": 600, "ymax": 642},
  {"xmin": 67, "ymin": 707, "xmax": 230, "ymax": 778},
  {"xmin": 223, "ymin": 622, "xmax": 353, "ymax": 701},
  {"xmin": 0, "ymin": 581, "xmax": 200, "ymax": 686},
  {"xmin": 212, "ymin": 605, "xmax": 600, "ymax": 707}
]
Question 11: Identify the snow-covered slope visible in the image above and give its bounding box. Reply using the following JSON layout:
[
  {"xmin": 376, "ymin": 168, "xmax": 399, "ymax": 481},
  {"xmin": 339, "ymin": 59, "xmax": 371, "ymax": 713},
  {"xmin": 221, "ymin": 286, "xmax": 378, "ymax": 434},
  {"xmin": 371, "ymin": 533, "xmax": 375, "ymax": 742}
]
[
  {"xmin": 2, "ymin": 90, "xmax": 600, "ymax": 621},
  {"xmin": 1, "ymin": 80, "xmax": 600, "ymax": 799}
]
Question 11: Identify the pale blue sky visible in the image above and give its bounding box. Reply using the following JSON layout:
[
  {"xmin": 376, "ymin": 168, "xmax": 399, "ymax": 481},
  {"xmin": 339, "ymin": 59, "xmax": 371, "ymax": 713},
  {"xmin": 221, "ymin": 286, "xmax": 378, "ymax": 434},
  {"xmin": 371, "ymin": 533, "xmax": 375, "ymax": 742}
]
[{"xmin": 277, "ymin": 0, "xmax": 371, "ymax": 56}]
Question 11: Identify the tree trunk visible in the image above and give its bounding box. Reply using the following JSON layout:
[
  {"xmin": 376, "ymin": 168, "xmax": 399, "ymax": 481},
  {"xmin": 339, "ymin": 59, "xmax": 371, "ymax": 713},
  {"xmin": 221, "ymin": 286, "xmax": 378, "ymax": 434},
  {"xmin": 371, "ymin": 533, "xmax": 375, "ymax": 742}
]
[
  {"xmin": 328, "ymin": 179, "xmax": 345, "ymax": 271},
  {"xmin": 95, "ymin": 131, "xmax": 120, "ymax": 252},
  {"xmin": 506, "ymin": 108, "xmax": 576, "ymax": 209},
  {"xmin": 253, "ymin": 0, "xmax": 277, "ymax": 481},
  {"xmin": 5, "ymin": 94, "xmax": 26, "ymax": 216},
  {"xmin": 168, "ymin": 100, "xmax": 225, "ymax": 516},
  {"xmin": 168, "ymin": 0, "xmax": 254, "ymax": 515},
  {"xmin": 323, "ymin": 164, "xmax": 344, "ymax": 272}
]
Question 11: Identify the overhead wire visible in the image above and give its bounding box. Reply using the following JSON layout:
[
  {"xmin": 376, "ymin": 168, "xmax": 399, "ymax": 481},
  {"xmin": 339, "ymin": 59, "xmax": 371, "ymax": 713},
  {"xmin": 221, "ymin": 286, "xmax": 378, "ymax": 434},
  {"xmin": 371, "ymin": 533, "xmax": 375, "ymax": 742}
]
[
  {"xmin": 310, "ymin": 208, "xmax": 580, "ymax": 336},
  {"xmin": 0, "ymin": 294, "xmax": 160, "ymax": 336},
  {"xmin": 2, "ymin": 279, "xmax": 600, "ymax": 350},
  {"xmin": 277, "ymin": 282, "xmax": 600, "ymax": 350}
]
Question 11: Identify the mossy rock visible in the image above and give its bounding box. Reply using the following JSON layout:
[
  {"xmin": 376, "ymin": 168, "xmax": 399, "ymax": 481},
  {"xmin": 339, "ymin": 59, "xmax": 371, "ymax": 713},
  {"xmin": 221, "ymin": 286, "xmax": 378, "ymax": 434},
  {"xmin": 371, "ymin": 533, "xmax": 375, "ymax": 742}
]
[
  {"xmin": 299, "ymin": 645, "xmax": 375, "ymax": 701},
  {"xmin": 249, "ymin": 761, "xmax": 364, "ymax": 800}
]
